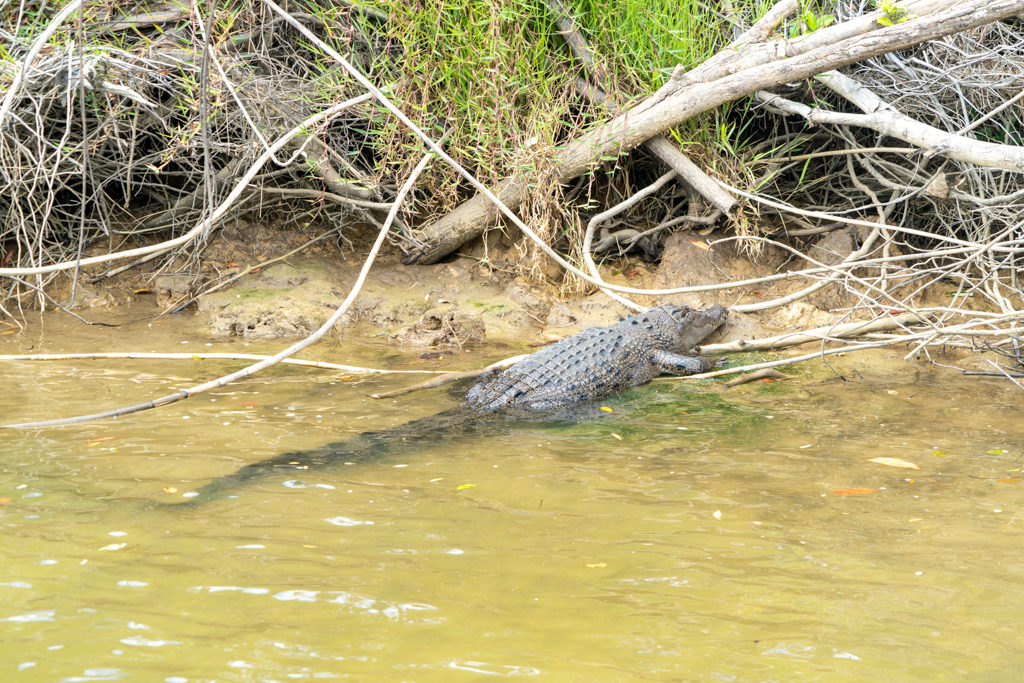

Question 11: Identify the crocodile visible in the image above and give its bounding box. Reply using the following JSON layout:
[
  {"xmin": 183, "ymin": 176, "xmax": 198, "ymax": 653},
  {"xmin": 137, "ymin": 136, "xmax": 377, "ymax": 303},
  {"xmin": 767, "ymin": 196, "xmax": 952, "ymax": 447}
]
[{"xmin": 176, "ymin": 304, "xmax": 727, "ymax": 504}]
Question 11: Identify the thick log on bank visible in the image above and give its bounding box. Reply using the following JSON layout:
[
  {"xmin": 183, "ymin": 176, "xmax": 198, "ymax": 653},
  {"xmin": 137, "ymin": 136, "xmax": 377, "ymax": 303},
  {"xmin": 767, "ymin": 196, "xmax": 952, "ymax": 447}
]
[{"xmin": 404, "ymin": 0, "xmax": 1024, "ymax": 264}]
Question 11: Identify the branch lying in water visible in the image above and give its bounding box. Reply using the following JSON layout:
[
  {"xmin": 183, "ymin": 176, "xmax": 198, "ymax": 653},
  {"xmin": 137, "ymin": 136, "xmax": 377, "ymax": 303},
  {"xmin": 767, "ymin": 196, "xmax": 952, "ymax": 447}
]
[
  {"xmin": 0, "ymin": 352, "xmax": 449, "ymax": 375},
  {"xmin": 722, "ymin": 368, "xmax": 793, "ymax": 388},
  {"xmin": 680, "ymin": 313, "xmax": 1024, "ymax": 381},
  {"xmin": 673, "ymin": 340, "xmax": 903, "ymax": 381},
  {"xmin": 698, "ymin": 312, "xmax": 933, "ymax": 355},
  {"xmin": 369, "ymin": 354, "xmax": 528, "ymax": 399}
]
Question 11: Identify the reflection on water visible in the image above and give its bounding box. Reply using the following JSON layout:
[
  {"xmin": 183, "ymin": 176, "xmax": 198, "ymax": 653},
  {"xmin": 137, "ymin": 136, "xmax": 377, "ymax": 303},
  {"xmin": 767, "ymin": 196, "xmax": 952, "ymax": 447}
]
[{"xmin": 1, "ymin": 313, "xmax": 1024, "ymax": 680}]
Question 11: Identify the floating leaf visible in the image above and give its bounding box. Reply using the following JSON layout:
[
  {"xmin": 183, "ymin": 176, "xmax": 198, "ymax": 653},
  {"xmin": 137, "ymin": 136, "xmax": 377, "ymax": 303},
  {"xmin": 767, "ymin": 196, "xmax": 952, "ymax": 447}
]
[
  {"xmin": 998, "ymin": 478, "xmax": 1020, "ymax": 484},
  {"xmin": 163, "ymin": 487, "xmax": 178, "ymax": 494},
  {"xmin": 86, "ymin": 436, "xmax": 116, "ymax": 447},
  {"xmin": 456, "ymin": 484, "xmax": 476, "ymax": 491},
  {"xmin": 988, "ymin": 449, "xmax": 1008, "ymax": 454},
  {"xmin": 610, "ymin": 432, "xmax": 622, "ymax": 440},
  {"xmin": 832, "ymin": 488, "xmax": 876, "ymax": 495},
  {"xmin": 98, "ymin": 543, "xmax": 127, "ymax": 551},
  {"xmin": 585, "ymin": 562, "xmax": 607, "ymax": 568},
  {"xmin": 869, "ymin": 457, "xmax": 919, "ymax": 470},
  {"xmin": 0, "ymin": 497, "xmax": 11, "ymax": 503},
  {"xmin": 932, "ymin": 450, "xmax": 948, "ymax": 456},
  {"xmin": 600, "ymin": 406, "xmax": 613, "ymax": 413}
]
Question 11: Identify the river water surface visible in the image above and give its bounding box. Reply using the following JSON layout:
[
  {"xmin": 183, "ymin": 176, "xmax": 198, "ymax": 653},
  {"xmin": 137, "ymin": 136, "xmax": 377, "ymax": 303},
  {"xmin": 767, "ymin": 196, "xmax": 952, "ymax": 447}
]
[{"xmin": 1, "ymin": 309, "xmax": 1023, "ymax": 681}]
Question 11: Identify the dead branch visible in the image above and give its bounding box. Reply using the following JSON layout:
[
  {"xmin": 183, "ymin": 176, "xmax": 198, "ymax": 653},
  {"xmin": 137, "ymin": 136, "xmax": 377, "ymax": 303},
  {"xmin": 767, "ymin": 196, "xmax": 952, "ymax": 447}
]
[
  {"xmin": 678, "ymin": 339, "xmax": 901, "ymax": 380},
  {"xmin": 723, "ymin": 368, "xmax": 793, "ymax": 388},
  {"xmin": 369, "ymin": 354, "xmax": 528, "ymax": 399},
  {"xmin": 699, "ymin": 312, "xmax": 935, "ymax": 355},
  {"xmin": 582, "ymin": 170, "xmax": 679, "ymax": 311},
  {"xmin": 0, "ymin": 352, "xmax": 448, "ymax": 374},
  {"xmin": 757, "ymin": 71, "xmax": 1024, "ymax": 171},
  {"xmin": 0, "ymin": 95, "xmax": 373, "ymax": 278}
]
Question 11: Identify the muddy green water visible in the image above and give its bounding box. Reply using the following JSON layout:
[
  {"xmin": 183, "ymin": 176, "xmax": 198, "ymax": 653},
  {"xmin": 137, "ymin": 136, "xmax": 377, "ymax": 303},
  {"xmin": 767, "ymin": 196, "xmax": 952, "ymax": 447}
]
[{"xmin": 1, "ymin": 310, "xmax": 1023, "ymax": 681}]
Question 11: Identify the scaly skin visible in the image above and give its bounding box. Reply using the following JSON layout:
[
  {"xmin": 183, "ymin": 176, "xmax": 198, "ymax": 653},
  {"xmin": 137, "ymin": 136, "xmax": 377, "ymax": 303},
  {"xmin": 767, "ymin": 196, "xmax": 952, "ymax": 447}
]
[
  {"xmin": 173, "ymin": 304, "xmax": 727, "ymax": 505},
  {"xmin": 465, "ymin": 304, "xmax": 728, "ymax": 412}
]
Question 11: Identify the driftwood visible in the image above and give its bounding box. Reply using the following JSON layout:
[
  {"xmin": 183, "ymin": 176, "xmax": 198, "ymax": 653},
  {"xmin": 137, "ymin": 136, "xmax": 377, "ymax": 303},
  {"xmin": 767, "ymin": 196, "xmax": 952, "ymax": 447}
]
[
  {"xmin": 369, "ymin": 354, "xmax": 528, "ymax": 399},
  {"xmin": 698, "ymin": 312, "xmax": 933, "ymax": 355},
  {"xmin": 723, "ymin": 368, "xmax": 792, "ymax": 388},
  {"xmin": 0, "ymin": 352, "xmax": 446, "ymax": 375},
  {"xmin": 404, "ymin": 0, "xmax": 1024, "ymax": 264}
]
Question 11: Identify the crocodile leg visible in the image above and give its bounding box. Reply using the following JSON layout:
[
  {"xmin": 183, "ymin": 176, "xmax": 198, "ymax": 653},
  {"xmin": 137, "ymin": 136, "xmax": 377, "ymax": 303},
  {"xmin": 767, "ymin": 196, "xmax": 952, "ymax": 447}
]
[{"xmin": 650, "ymin": 350, "xmax": 715, "ymax": 376}]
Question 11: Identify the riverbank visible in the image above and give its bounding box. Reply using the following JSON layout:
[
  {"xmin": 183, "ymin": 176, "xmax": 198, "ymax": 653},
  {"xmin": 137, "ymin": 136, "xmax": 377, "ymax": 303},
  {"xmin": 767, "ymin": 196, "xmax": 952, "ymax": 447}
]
[{"xmin": 28, "ymin": 217, "xmax": 965, "ymax": 355}]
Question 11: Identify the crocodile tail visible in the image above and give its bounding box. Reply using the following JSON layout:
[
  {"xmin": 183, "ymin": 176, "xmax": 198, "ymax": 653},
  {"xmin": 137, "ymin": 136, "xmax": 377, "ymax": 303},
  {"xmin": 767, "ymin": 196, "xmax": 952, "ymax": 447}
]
[{"xmin": 161, "ymin": 406, "xmax": 475, "ymax": 507}]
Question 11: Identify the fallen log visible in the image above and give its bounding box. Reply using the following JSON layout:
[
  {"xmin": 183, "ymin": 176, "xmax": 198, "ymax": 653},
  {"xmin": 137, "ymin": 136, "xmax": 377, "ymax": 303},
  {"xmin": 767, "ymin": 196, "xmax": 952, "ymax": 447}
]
[
  {"xmin": 404, "ymin": 0, "xmax": 1024, "ymax": 264},
  {"xmin": 723, "ymin": 368, "xmax": 793, "ymax": 388}
]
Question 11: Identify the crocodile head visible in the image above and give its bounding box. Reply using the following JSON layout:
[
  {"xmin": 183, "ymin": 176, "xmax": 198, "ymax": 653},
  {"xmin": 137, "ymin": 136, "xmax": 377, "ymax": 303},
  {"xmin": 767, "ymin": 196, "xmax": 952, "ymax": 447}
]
[{"xmin": 644, "ymin": 304, "xmax": 728, "ymax": 352}]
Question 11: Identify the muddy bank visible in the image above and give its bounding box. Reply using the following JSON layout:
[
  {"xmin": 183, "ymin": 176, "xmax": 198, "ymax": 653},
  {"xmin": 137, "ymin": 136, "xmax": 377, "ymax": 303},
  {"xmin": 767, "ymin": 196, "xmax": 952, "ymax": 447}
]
[
  {"xmin": 190, "ymin": 230, "xmax": 954, "ymax": 350},
  {"xmin": 40, "ymin": 220, "xmax": 957, "ymax": 354}
]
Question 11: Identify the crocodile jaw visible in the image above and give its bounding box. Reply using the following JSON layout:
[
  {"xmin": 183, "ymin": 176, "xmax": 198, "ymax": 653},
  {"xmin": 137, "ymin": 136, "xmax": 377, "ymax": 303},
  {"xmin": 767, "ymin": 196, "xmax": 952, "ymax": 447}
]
[{"xmin": 663, "ymin": 304, "xmax": 728, "ymax": 351}]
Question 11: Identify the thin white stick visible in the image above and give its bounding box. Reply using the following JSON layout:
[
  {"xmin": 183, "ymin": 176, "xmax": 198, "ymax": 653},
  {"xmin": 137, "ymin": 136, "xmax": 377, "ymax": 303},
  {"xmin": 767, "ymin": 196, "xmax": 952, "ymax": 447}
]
[
  {"xmin": 0, "ymin": 352, "xmax": 447, "ymax": 374},
  {"xmin": 675, "ymin": 339, "xmax": 903, "ymax": 380}
]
